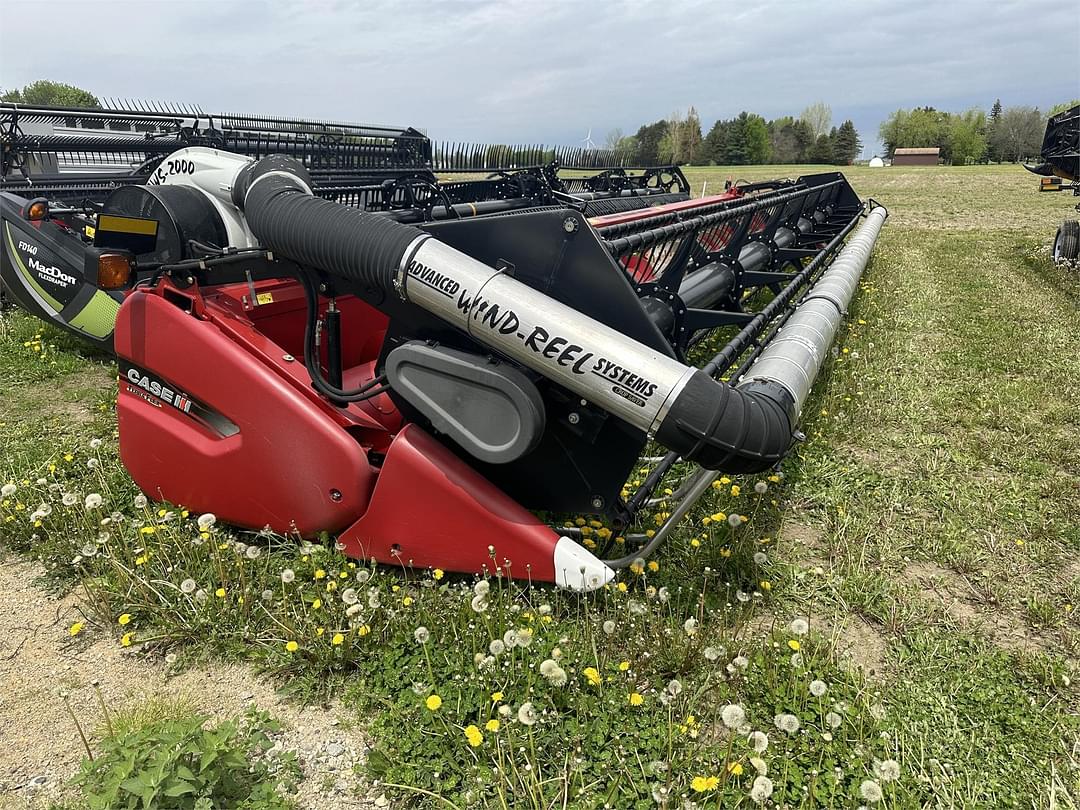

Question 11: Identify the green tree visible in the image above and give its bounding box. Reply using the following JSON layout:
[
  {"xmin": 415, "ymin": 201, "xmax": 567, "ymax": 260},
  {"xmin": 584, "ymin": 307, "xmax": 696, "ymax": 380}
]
[
  {"xmin": 633, "ymin": 120, "xmax": 668, "ymax": 165},
  {"xmin": 987, "ymin": 99, "xmax": 1003, "ymax": 162},
  {"xmin": 799, "ymin": 102, "xmax": 832, "ymax": 139},
  {"xmin": 1049, "ymin": 100, "xmax": 1080, "ymax": 116},
  {"xmin": 990, "ymin": 106, "xmax": 1044, "ymax": 162},
  {"xmin": 947, "ymin": 108, "xmax": 987, "ymax": 164},
  {"xmin": 832, "ymin": 120, "xmax": 861, "ymax": 164},
  {"xmin": 742, "ymin": 113, "xmax": 770, "ymax": 164},
  {"xmin": 1, "ymin": 79, "xmax": 99, "ymax": 107},
  {"xmin": 879, "ymin": 107, "xmax": 951, "ymax": 159},
  {"xmin": 808, "ymin": 133, "xmax": 834, "ymax": 164}
]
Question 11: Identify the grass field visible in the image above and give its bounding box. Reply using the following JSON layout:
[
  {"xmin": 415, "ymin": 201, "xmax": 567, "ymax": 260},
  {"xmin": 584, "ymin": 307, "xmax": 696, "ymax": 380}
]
[{"xmin": 1, "ymin": 164, "xmax": 1078, "ymax": 809}]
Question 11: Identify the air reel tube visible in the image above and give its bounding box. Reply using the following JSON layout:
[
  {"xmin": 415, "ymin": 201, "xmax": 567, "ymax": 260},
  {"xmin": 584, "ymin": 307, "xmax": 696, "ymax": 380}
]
[{"xmin": 229, "ymin": 155, "xmax": 884, "ymax": 474}]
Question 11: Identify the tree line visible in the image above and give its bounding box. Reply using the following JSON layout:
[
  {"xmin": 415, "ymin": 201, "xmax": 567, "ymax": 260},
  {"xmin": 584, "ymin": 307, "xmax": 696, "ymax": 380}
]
[
  {"xmin": 879, "ymin": 99, "xmax": 1078, "ymax": 164},
  {"xmin": 608, "ymin": 102, "xmax": 861, "ymax": 167}
]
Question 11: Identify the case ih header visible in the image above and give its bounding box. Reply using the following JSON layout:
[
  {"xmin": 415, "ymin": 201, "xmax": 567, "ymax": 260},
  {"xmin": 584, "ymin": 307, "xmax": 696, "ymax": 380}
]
[{"xmin": 1, "ymin": 104, "xmax": 887, "ymax": 589}]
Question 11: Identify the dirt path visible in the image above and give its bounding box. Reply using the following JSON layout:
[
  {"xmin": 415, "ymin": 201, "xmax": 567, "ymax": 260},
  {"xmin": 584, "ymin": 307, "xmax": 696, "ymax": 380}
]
[{"xmin": 0, "ymin": 555, "xmax": 384, "ymax": 809}]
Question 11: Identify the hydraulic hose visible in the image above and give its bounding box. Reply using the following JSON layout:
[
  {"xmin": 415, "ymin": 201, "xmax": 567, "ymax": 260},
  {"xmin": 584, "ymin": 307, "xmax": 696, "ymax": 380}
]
[{"xmin": 232, "ymin": 156, "xmax": 885, "ymax": 474}]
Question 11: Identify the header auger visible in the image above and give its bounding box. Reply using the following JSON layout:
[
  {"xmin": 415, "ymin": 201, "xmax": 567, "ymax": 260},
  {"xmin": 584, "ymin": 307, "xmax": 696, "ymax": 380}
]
[
  {"xmin": 1024, "ymin": 103, "xmax": 1079, "ymax": 263},
  {"xmin": 1, "ymin": 105, "xmax": 887, "ymax": 590}
]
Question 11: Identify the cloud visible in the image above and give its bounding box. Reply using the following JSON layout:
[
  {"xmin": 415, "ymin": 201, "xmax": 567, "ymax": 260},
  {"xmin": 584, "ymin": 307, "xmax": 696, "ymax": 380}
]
[{"xmin": 1, "ymin": 0, "xmax": 1076, "ymax": 155}]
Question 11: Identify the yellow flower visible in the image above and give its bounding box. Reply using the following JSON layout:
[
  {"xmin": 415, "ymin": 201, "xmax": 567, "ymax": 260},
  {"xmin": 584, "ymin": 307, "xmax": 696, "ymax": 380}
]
[
  {"xmin": 760, "ymin": 580, "xmax": 772, "ymax": 592},
  {"xmin": 135, "ymin": 554, "xmax": 148, "ymax": 565},
  {"xmin": 464, "ymin": 724, "xmax": 483, "ymax": 747},
  {"xmin": 120, "ymin": 632, "xmax": 134, "ymax": 647},
  {"xmin": 312, "ymin": 598, "xmax": 322, "ymax": 610},
  {"xmin": 616, "ymin": 582, "xmax": 627, "ymax": 593},
  {"xmin": 286, "ymin": 640, "xmax": 299, "ymax": 652},
  {"xmin": 630, "ymin": 562, "xmax": 644, "ymax": 575},
  {"xmin": 491, "ymin": 691, "xmax": 503, "ymax": 703},
  {"xmin": 731, "ymin": 485, "xmax": 741, "ymax": 496},
  {"xmin": 727, "ymin": 761, "xmax": 743, "ymax": 775},
  {"xmin": 629, "ymin": 692, "xmax": 644, "ymax": 706},
  {"xmin": 139, "ymin": 527, "xmax": 155, "ymax": 535},
  {"xmin": 215, "ymin": 587, "xmax": 226, "ymax": 598},
  {"xmin": 331, "ymin": 633, "xmax": 345, "ymax": 646},
  {"xmin": 647, "ymin": 560, "xmax": 659, "ymax": 572},
  {"xmin": 618, "ymin": 661, "xmax": 630, "ymax": 672},
  {"xmin": 711, "ymin": 512, "xmax": 726, "ymax": 522},
  {"xmin": 691, "ymin": 538, "xmax": 701, "ymax": 548},
  {"xmin": 117, "ymin": 613, "xmax": 131, "ymax": 626},
  {"xmin": 719, "ymin": 476, "xmax": 731, "ymax": 485},
  {"xmin": 314, "ymin": 569, "xmax": 326, "ymax": 580},
  {"xmin": 316, "ymin": 627, "xmax": 325, "ymax": 636},
  {"xmin": 425, "ymin": 694, "xmax": 442, "ymax": 711},
  {"xmin": 69, "ymin": 622, "xmax": 84, "ymax": 636},
  {"xmin": 788, "ymin": 639, "xmax": 801, "ymax": 651},
  {"xmin": 583, "ymin": 667, "xmax": 602, "ymax": 686},
  {"xmin": 433, "ymin": 568, "xmax": 444, "ymax": 580},
  {"xmin": 691, "ymin": 776, "xmax": 719, "ymax": 792},
  {"xmin": 339, "ymin": 570, "xmax": 349, "ymax": 578},
  {"xmin": 485, "ymin": 719, "xmax": 500, "ymax": 732},
  {"xmin": 402, "ymin": 596, "xmax": 414, "ymax": 606},
  {"xmin": 357, "ymin": 625, "xmax": 371, "ymax": 637},
  {"xmin": 63, "ymin": 453, "xmax": 74, "ymax": 462}
]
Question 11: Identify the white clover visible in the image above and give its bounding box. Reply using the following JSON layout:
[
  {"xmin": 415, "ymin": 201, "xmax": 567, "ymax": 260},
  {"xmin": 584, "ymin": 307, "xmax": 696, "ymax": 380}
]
[
  {"xmin": 754, "ymin": 481, "xmax": 768, "ymax": 494},
  {"xmin": 197, "ymin": 513, "xmax": 216, "ymax": 531},
  {"xmin": 341, "ymin": 587, "xmax": 358, "ymax": 605},
  {"xmin": 683, "ymin": 617, "xmax": 698, "ymax": 636},
  {"xmin": 84, "ymin": 493, "xmax": 103, "ymax": 510},
  {"xmin": 875, "ymin": 759, "xmax": 901, "ymax": 783},
  {"xmin": 789, "ymin": 618, "xmax": 809, "ymax": 636},
  {"xmin": 489, "ymin": 639, "xmax": 506, "ymax": 656},
  {"xmin": 809, "ymin": 679, "xmax": 828, "ymax": 697},
  {"xmin": 721, "ymin": 704, "xmax": 746, "ymax": 730},
  {"xmin": 474, "ymin": 580, "xmax": 490, "ymax": 597},
  {"xmin": 517, "ymin": 702, "xmax": 537, "ymax": 726},
  {"xmin": 748, "ymin": 730, "xmax": 769, "ymax": 753},
  {"xmin": 602, "ymin": 620, "xmax": 616, "ymax": 635},
  {"xmin": 859, "ymin": 779, "xmax": 883, "ymax": 803},
  {"xmin": 1, "ymin": 483, "xmax": 16, "ymax": 498},
  {"xmin": 774, "ymin": 713, "xmax": 800, "ymax": 734},
  {"xmin": 470, "ymin": 594, "xmax": 489, "ymax": 613},
  {"xmin": 414, "ymin": 626, "xmax": 430, "ymax": 644},
  {"xmin": 281, "ymin": 568, "xmax": 296, "ymax": 584},
  {"xmin": 62, "ymin": 493, "xmax": 78, "ymax": 507},
  {"xmin": 750, "ymin": 775, "xmax": 773, "ymax": 804},
  {"xmin": 134, "ymin": 494, "xmax": 148, "ymax": 509},
  {"xmin": 180, "ymin": 578, "xmax": 197, "ymax": 594},
  {"xmin": 825, "ymin": 711, "xmax": 843, "ymax": 729}
]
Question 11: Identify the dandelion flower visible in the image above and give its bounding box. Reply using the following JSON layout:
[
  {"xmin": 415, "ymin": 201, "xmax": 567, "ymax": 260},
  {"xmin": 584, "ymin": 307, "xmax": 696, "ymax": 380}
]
[
  {"xmin": 750, "ymin": 775, "xmax": 773, "ymax": 804},
  {"xmin": 491, "ymin": 691, "xmax": 503, "ymax": 703},
  {"xmin": 331, "ymin": 633, "xmax": 345, "ymax": 646},
  {"xmin": 721, "ymin": 704, "xmax": 746, "ymax": 730},
  {"xmin": 197, "ymin": 513, "xmax": 216, "ymax": 531},
  {"xmin": 425, "ymin": 694, "xmax": 442, "ymax": 711},
  {"xmin": 215, "ymin": 588, "xmax": 226, "ymax": 598},
  {"xmin": 463, "ymin": 725, "xmax": 484, "ymax": 747},
  {"xmin": 690, "ymin": 776, "xmax": 719, "ymax": 792},
  {"xmin": 120, "ymin": 632, "xmax": 134, "ymax": 647},
  {"xmin": 414, "ymin": 626, "xmax": 430, "ymax": 644},
  {"xmin": 749, "ymin": 730, "xmax": 769, "ymax": 752},
  {"xmin": 517, "ymin": 702, "xmax": 537, "ymax": 726},
  {"xmin": 809, "ymin": 679, "xmax": 828, "ymax": 697},
  {"xmin": 583, "ymin": 667, "xmax": 602, "ymax": 686},
  {"xmin": 180, "ymin": 578, "xmax": 197, "ymax": 594},
  {"xmin": 728, "ymin": 762, "xmax": 743, "ymax": 775},
  {"xmin": 602, "ymin": 620, "xmax": 616, "ymax": 635},
  {"xmin": 859, "ymin": 779, "xmax": 883, "ymax": 803},
  {"xmin": 285, "ymin": 640, "xmax": 299, "ymax": 652},
  {"xmin": 117, "ymin": 613, "xmax": 131, "ymax": 626},
  {"xmin": 68, "ymin": 622, "xmax": 84, "ymax": 636},
  {"xmin": 789, "ymin": 618, "xmax": 809, "ymax": 635},
  {"xmin": 876, "ymin": 759, "xmax": 901, "ymax": 783},
  {"xmin": 825, "ymin": 711, "xmax": 842, "ymax": 729},
  {"xmin": 774, "ymin": 713, "xmax": 800, "ymax": 734},
  {"xmin": 629, "ymin": 692, "xmax": 644, "ymax": 706},
  {"xmin": 485, "ymin": 719, "xmax": 500, "ymax": 732},
  {"xmin": 683, "ymin": 617, "xmax": 698, "ymax": 635},
  {"xmin": 787, "ymin": 639, "xmax": 801, "ymax": 651},
  {"xmin": 84, "ymin": 494, "xmax": 103, "ymax": 510}
]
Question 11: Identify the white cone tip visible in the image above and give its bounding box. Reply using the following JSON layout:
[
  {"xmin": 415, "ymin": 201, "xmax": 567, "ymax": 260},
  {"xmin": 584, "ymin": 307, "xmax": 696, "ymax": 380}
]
[{"xmin": 553, "ymin": 536, "xmax": 616, "ymax": 592}]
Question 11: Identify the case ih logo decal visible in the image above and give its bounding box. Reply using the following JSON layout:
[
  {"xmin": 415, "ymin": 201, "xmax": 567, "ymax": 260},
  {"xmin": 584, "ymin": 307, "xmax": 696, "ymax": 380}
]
[{"xmin": 119, "ymin": 361, "xmax": 239, "ymax": 437}]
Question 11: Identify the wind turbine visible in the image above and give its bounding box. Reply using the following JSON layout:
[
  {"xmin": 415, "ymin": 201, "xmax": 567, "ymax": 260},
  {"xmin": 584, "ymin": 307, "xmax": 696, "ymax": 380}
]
[{"xmin": 582, "ymin": 128, "xmax": 596, "ymax": 149}]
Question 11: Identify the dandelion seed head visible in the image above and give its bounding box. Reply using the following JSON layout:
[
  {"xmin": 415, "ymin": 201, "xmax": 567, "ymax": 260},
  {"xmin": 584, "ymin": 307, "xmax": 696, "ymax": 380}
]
[
  {"xmin": 355, "ymin": 569, "xmax": 371, "ymax": 584},
  {"xmin": 789, "ymin": 618, "xmax": 809, "ymax": 635},
  {"xmin": 87, "ymin": 458, "xmax": 99, "ymax": 470},
  {"xmin": 774, "ymin": 713, "xmax": 800, "ymax": 734},
  {"xmin": 84, "ymin": 493, "xmax": 103, "ymax": 510},
  {"xmin": 470, "ymin": 594, "xmax": 489, "ymax": 613},
  {"xmin": 683, "ymin": 617, "xmax": 698, "ymax": 635},
  {"xmin": 196, "ymin": 513, "xmax": 216, "ymax": 530},
  {"xmin": 721, "ymin": 704, "xmax": 746, "ymax": 730},
  {"xmin": 602, "ymin": 620, "xmax": 616, "ymax": 635},
  {"xmin": 876, "ymin": 759, "xmax": 901, "ymax": 783},
  {"xmin": 749, "ymin": 730, "xmax": 769, "ymax": 753},
  {"xmin": 754, "ymin": 481, "xmax": 768, "ymax": 494},
  {"xmin": 809, "ymin": 679, "xmax": 828, "ymax": 697},
  {"xmin": 489, "ymin": 639, "xmax": 506, "ymax": 656},
  {"xmin": 1, "ymin": 484, "xmax": 16, "ymax": 498},
  {"xmin": 825, "ymin": 711, "xmax": 842, "ymax": 729},
  {"xmin": 666, "ymin": 679, "xmax": 682, "ymax": 697},
  {"xmin": 859, "ymin": 780, "xmax": 883, "ymax": 803},
  {"xmin": 733, "ymin": 655, "xmax": 749, "ymax": 671},
  {"xmin": 281, "ymin": 568, "xmax": 296, "ymax": 584},
  {"xmin": 414, "ymin": 626, "xmax": 430, "ymax": 644},
  {"xmin": 753, "ymin": 551, "xmax": 768, "ymax": 565},
  {"xmin": 180, "ymin": 578, "xmax": 197, "ymax": 594},
  {"xmin": 245, "ymin": 545, "xmax": 262, "ymax": 560},
  {"xmin": 704, "ymin": 646, "xmax": 723, "ymax": 661},
  {"xmin": 728, "ymin": 513, "xmax": 743, "ymax": 528},
  {"xmin": 62, "ymin": 493, "xmax": 78, "ymax": 507},
  {"xmin": 474, "ymin": 580, "xmax": 490, "ymax": 597},
  {"xmin": 517, "ymin": 702, "xmax": 537, "ymax": 726},
  {"xmin": 749, "ymin": 757, "xmax": 767, "ymax": 775},
  {"xmin": 134, "ymin": 494, "xmax": 148, "ymax": 509},
  {"xmin": 750, "ymin": 775, "xmax": 774, "ymax": 804}
]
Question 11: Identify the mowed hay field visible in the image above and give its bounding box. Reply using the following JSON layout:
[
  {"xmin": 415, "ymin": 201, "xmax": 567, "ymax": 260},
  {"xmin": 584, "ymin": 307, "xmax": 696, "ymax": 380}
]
[{"xmin": 0, "ymin": 164, "xmax": 1078, "ymax": 810}]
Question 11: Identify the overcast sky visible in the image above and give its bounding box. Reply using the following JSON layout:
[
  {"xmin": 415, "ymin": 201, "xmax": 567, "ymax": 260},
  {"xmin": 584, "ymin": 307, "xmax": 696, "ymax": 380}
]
[{"xmin": 1, "ymin": 0, "xmax": 1077, "ymax": 157}]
